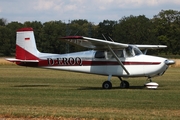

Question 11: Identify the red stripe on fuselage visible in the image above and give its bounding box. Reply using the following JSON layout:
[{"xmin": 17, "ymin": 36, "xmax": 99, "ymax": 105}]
[{"xmin": 37, "ymin": 59, "xmax": 161, "ymax": 66}]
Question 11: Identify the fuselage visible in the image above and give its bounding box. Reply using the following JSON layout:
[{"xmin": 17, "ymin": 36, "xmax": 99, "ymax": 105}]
[{"xmin": 16, "ymin": 50, "xmax": 169, "ymax": 78}]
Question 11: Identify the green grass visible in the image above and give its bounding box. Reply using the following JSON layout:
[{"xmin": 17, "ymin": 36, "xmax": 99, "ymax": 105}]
[{"xmin": 0, "ymin": 65, "xmax": 180, "ymax": 119}]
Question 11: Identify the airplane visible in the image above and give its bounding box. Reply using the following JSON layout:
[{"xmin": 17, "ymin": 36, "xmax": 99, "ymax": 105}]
[{"xmin": 6, "ymin": 27, "xmax": 175, "ymax": 89}]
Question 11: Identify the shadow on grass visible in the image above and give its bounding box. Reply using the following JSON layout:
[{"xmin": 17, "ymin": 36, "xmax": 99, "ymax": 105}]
[
  {"xmin": 13, "ymin": 85, "xmax": 145, "ymax": 89},
  {"xmin": 12, "ymin": 85, "xmax": 52, "ymax": 87},
  {"xmin": 78, "ymin": 86, "xmax": 145, "ymax": 90}
]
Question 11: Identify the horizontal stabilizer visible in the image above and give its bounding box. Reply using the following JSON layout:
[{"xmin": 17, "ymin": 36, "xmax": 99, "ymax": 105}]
[{"xmin": 6, "ymin": 58, "xmax": 39, "ymax": 63}]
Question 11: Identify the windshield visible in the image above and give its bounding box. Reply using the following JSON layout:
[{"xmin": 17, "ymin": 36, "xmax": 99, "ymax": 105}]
[{"xmin": 133, "ymin": 46, "xmax": 142, "ymax": 55}]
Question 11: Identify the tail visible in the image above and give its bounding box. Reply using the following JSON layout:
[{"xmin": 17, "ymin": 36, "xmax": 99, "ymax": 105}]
[
  {"xmin": 7, "ymin": 28, "xmax": 40, "ymax": 65},
  {"xmin": 15, "ymin": 27, "xmax": 40, "ymax": 60}
]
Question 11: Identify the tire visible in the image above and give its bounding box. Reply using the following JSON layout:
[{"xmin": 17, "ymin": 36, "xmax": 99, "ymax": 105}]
[
  {"xmin": 120, "ymin": 80, "xmax": 129, "ymax": 88},
  {"xmin": 102, "ymin": 81, "xmax": 112, "ymax": 89}
]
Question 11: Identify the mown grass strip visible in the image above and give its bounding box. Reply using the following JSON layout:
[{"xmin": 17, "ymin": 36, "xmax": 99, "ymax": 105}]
[{"xmin": 0, "ymin": 64, "xmax": 180, "ymax": 119}]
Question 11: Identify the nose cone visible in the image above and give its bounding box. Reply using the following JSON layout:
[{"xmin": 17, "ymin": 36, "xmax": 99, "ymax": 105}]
[{"xmin": 165, "ymin": 59, "xmax": 175, "ymax": 65}]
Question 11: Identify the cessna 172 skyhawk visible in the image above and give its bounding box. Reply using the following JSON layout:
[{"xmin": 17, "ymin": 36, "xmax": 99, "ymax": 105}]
[{"xmin": 7, "ymin": 27, "xmax": 175, "ymax": 89}]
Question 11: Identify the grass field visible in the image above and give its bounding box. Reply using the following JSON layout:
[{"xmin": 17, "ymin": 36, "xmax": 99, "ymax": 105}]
[{"xmin": 0, "ymin": 58, "xmax": 180, "ymax": 119}]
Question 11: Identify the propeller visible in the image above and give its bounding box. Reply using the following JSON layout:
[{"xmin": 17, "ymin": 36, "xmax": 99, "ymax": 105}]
[{"xmin": 165, "ymin": 60, "xmax": 175, "ymax": 65}]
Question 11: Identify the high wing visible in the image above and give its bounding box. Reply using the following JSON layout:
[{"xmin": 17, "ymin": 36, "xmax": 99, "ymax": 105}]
[
  {"xmin": 61, "ymin": 36, "xmax": 128, "ymax": 50},
  {"xmin": 61, "ymin": 36, "xmax": 167, "ymax": 50}
]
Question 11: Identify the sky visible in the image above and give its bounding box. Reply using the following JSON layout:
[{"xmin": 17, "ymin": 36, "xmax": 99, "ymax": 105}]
[{"xmin": 0, "ymin": 0, "xmax": 180, "ymax": 24}]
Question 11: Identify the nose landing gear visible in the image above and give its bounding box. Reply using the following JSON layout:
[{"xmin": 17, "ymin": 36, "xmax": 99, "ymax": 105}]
[{"xmin": 144, "ymin": 77, "xmax": 159, "ymax": 89}]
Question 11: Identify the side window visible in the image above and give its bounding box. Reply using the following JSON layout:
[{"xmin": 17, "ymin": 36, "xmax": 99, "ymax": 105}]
[
  {"xmin": 107, "ymin": 50, "xmax": 124, "ymax": 59},
  {"xmin": 116, "ymin": 50, "xmax": 124, "ymax": 58},
  {"xmin": 95, "ymin": 51, "xmax": 105, "ymax": 58}
]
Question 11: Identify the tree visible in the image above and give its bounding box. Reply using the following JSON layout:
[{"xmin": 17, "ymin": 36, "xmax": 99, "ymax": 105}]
[
  {"xmin": 0, "ymin": 18, "xmax": 7, "ymax": 26},
  {"xmin": 97, "ymin": 20, "xmax": 117, "ymax": 39},
  {"xmin": 113, "ymin": 15, "xmax": 156, "ymax": 44},
  {"xmin": 41, "ymin": 20, "xmax": 67, "ymax": 53},
  {"xmin": 6, "ymin": 22, "xmax": 23, "ymax": 54},
  {"xmin": 0, "ymin": 26, "xmax": 11, "ymax": 55},
  {"xmin": 153, "ymin": 10, "xmax": 180, "ymax": 54}
]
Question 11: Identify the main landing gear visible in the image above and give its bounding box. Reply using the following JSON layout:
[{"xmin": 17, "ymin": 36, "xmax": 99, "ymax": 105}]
[
  {"xmin": 102, "ymin": 81, "xmax": 112, "ymax": 89},
  {"xmin": 102, "ymin": 75, "xmax": 112, "ymax": 89},
  {"xmin": 118, "ymin": 77, "xmax": 129, "ymax": 88},
  {"xmin": 102, "ymin": 75, "xmax": 130, "ymax": 89}
]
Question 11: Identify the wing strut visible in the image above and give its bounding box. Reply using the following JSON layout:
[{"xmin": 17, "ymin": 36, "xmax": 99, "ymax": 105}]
[
  {"xmin": 101, "ymin": 34, "xmax": 130, "ymax": 75},
  {"xmin": 108, "ymin": 46, "xmax": 130, "ymax": 75}
]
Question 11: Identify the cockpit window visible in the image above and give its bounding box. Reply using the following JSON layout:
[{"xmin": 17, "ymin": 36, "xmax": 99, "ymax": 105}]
[
  {"xmin": 95, "ymin": 50, "xmax": 124, "ymax": 59},
  {"xmin": 125, "ymin": 45, "xmax": 142, "ymax": 57},
  {"xmin": 95, "ymin": 51, "xmax": 105, "ymax": 58},
  {"xmin": 107, "ymin": 50, "xmax": 124, "ymax": 59}
]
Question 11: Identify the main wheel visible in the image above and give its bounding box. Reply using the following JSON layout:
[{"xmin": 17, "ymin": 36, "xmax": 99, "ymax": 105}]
[
  {"xmin": 102, "ymin": 81, "xmax": 112, "ymax": 89},
  {"xmin": 120, "ymin": 80, "xmax": 129, "ymax": 88}
]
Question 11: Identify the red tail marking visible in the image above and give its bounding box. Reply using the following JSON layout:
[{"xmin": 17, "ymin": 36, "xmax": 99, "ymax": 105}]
[
  {"xmin": 25, "ymin": 38, "xmax": 30, "ymax": 40},
  {"xmin": 15, "ymin": 45, "xmax": 39, "ymax": 60}
]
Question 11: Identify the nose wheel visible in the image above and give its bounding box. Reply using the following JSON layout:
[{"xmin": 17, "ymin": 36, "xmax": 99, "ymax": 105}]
[{"xmin": 144, "ymin": 77, "xmax": 159, "ymax": 89}]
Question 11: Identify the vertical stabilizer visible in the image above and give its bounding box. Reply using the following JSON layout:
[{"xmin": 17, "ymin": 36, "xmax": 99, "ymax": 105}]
[{"xmin": 16, "ymin": 28, "xmax": 40, "ymax": 60}]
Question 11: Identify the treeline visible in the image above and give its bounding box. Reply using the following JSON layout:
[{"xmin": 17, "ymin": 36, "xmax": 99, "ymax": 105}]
[{"xmin": 0, "ymin": 9, "xmax": 180, "ymax": 56}]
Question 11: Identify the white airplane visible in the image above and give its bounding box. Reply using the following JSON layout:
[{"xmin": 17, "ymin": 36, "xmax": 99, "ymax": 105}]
[{"xmin": 7, "ymin": 27, "xmax": 175, "ymax": 89}]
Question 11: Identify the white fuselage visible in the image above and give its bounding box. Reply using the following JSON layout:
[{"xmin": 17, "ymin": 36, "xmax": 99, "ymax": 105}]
[{"xmin": 34, "ymin": 50, "xmax": 168, "ymax": 78}]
